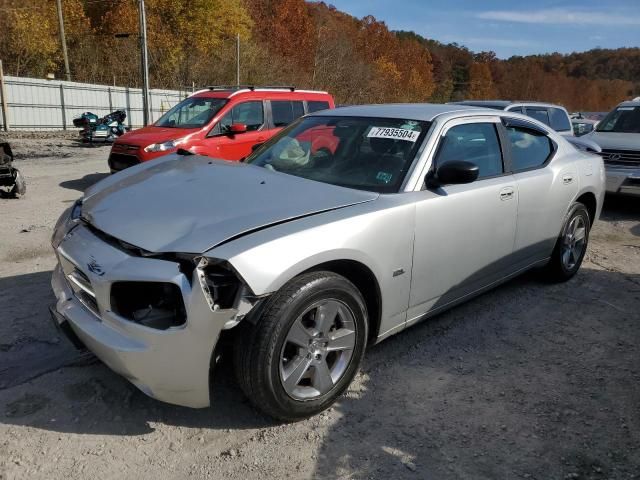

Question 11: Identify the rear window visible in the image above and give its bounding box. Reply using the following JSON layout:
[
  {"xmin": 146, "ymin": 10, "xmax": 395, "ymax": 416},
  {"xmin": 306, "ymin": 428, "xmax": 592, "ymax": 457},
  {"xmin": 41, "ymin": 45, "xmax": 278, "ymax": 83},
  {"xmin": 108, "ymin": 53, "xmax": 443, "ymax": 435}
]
[
  {"xmin": 507, "ymin": 126, "xmax": 553, "ymax": 171},
  {"xmin": 549, "ymin": 108, "xmax": 571, "ymax": 132},
  {"xmin": 525, "ymin": 108, "xmax": 551, "ymax": 126},
  {"xmin": 307, "ymin": 101, "xmax": 331, "ymax": 113},
  {"xmin": 271, "ymin": 101, "xmax": 305, "ymax": 127}
]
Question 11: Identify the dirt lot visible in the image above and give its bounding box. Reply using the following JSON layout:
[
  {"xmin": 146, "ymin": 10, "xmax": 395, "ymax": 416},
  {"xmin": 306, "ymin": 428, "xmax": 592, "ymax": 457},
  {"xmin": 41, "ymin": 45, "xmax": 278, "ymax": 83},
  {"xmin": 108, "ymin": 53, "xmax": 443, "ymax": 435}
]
[{"xmin": 0, "ymin": 135, "xmax": 639, "ymax": 480}]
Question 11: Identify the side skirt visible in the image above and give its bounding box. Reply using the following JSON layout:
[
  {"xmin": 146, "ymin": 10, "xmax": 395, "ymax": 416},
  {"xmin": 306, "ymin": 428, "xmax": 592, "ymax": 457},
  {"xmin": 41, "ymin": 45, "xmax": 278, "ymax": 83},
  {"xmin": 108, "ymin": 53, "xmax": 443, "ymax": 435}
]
[{"xmin": 373, "ymin": 257, "xmax": 550, "ymax": 344}]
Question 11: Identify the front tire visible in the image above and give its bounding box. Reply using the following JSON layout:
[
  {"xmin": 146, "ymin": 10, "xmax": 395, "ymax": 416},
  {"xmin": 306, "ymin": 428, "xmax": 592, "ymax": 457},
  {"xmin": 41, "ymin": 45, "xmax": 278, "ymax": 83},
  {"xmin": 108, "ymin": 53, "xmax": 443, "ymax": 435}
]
[
  {"xmin": 233, "ymin": 271, "xmax": 368, "ymax": 421},
  {"xmin": 544, "ymin": 202, "xmax": 591, "ymax": 282}
]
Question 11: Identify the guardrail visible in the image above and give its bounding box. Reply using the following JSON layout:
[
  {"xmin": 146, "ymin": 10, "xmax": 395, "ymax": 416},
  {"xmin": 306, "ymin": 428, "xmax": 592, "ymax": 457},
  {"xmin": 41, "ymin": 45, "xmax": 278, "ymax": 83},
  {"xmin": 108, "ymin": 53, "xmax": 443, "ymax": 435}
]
[{"xmin": 0, "ymin": 73, "xmax": 188, "ymax": 131}]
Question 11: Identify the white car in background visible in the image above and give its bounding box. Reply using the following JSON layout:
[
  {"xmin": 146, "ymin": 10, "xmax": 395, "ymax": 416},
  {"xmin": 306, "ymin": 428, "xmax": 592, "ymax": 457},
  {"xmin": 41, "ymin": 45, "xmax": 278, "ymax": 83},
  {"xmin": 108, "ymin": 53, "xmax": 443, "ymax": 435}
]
[
  {"xmin": 585, "ymin": 100, "xmax": 640, "ymax": 197},
  {"xmin": 451, "ymin": 101, "xmax": 574, "ymax": 137}
]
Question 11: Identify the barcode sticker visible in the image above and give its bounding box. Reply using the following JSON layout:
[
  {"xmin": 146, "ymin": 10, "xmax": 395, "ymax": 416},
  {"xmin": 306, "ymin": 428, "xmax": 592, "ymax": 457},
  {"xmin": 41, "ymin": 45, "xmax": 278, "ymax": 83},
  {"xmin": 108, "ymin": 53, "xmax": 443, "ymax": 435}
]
[{"xmin": 367, "ymin": 127, "xmax": 420, "ymax": 142}]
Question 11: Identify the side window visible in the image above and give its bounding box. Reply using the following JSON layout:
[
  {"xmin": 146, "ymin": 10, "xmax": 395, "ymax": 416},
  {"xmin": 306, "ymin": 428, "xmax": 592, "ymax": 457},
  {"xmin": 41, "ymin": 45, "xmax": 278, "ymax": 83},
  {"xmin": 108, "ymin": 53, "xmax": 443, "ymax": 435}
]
[
  {"xmin": 307, "ymin": 101, "xmax": 330, "ymax": 113},
  {"xmin": 233, "ymin": 101, "xmax": 264, "ymax": 131},
  {"xmin": 271, "ymin": 101, "xmax": 304, "ymax": 127},
  {"xmin": 219, "ymin": 101, "xmax": 264, "ymax": 132},
  {"xmin": 507, "ymin": 106, "xmax": 525, "ymax": 114},
  {"xmin": 435, "ymin": 123, "xmax": 503, "ymax": 179},
  {"xmin": 524, "ymin": 107, "xmax": 551, "ymax": 126},
  {"xmin": 549, "ymin": 108, "xmax": 571, "ymax": 132},
  {"xmin": 506, "ymin": 126, "xmax": 553, "ymax": 171},
  {"xmin": 292, "ymin": 101, "xmax": 304, "ymax": 119}
]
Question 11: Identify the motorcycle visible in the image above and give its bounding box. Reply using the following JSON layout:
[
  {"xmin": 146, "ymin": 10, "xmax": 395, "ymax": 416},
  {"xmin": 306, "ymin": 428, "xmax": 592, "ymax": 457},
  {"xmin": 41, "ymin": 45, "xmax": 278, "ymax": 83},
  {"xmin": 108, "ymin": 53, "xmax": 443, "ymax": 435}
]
[
  {"xmin": 0, "ymin": 142, "xmax": 26, "ymax": 198},
  {"xmin": 73, "ymin": 110, "xmax": 128, "ymax": 144}
]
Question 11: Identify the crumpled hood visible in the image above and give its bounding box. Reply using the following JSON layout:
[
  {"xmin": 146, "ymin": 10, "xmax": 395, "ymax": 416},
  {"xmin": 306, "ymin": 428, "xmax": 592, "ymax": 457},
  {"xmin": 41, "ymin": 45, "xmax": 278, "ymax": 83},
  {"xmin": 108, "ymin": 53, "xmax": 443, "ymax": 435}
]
[
  {"xmin": 82, "ymin": 155, "xmax": 379, "ymax": 253},
  {"xmin": 585, "ymin": 131, "xmax": 640, "ymax": 151}
]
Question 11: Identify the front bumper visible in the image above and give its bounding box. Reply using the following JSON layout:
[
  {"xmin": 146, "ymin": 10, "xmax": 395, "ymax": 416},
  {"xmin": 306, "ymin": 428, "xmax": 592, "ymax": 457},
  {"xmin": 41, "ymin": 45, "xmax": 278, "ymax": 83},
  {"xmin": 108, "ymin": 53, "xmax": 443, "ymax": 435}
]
[
  {"xmin": 50, "ymin": 224, "xmax": 235, "ymax": 408},
  {"xmin": 605, "ymin": 165, "xmax": 640, "ymax": 197}
]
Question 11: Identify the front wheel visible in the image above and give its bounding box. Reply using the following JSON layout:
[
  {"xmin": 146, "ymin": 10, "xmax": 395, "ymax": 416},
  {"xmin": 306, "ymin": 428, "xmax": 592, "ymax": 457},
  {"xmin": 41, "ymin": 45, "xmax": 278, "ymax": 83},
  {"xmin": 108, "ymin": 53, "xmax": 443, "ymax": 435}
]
[
  {"xmin": 233, "ymin": 271, "xmax": 368, "ymax": 421},
  {"xmin": 544, "ymin": 202, "xmax": 591, "ymax": 282}
]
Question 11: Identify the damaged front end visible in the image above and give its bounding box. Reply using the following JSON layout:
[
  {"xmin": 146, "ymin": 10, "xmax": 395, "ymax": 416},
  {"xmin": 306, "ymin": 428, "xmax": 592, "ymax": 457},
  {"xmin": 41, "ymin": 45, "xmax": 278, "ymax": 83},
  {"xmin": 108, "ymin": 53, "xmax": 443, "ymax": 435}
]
[
  {"xmin": 50, "ymin": 220, "xmax": 268, "ymax": 408},
  {"xmin": 195, "ymin": 257, "xmax": 268, "ymax": 330}
]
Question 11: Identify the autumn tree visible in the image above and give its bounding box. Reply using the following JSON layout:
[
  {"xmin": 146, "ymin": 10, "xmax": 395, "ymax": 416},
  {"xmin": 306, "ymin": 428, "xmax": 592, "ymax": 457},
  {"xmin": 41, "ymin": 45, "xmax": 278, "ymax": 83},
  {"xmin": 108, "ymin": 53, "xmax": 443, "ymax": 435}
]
[
  {"xmin": 468, "ymin": 62, "xmax": 495, "ymax": 99},
  {"xmin": 0, "ymin": 0, "xmax": 91, "ymax": 79},
  {"xmin": 0, "ymin": 0, "xmax": 635, "ymax": 110}
]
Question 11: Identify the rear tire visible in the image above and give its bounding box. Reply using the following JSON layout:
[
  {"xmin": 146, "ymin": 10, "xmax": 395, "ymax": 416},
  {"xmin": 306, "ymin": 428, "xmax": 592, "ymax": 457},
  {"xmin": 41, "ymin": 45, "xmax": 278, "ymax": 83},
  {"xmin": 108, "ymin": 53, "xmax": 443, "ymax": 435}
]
[
  {"xmin": 233, "ymin": 271, "xmax": 368, "ymax": 421},
  {"xmin": 544, "ymin": 202, "xmax": 590, "ymax": 282}
]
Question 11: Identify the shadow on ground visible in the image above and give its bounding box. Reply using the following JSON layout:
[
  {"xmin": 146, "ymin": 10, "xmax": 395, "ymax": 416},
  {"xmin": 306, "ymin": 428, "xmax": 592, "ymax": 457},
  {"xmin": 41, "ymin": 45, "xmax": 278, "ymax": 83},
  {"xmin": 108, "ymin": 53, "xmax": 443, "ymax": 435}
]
[
  {"xmin": 59, "ymin": 173, "xmax": 109, "ymax": 192},
  {"xmin": 601, "ymin": 195, "xmax": 640, "ymax": 237},
  {"xmin": 1, "ymin": 267, "xmax": 638, "ymax": 479}
]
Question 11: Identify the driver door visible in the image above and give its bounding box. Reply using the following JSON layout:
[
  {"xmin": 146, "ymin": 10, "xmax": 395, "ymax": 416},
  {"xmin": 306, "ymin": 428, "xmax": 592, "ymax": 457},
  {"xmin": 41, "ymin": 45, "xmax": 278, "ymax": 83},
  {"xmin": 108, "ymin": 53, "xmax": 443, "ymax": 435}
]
[
  {"xmin": 207, "ymin": 101, "xmax": 268, "ymax": 160},
  {"xmin": 407, "ymin": 118, "xmax": 518, "ymax": 324}
]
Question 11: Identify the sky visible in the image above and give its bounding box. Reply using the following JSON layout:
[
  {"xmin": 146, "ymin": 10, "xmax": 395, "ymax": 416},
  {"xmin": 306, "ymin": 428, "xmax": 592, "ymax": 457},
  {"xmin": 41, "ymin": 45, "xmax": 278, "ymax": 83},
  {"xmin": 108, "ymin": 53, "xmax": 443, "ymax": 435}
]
[{"xmin": 325, "ymin": 0, "xmax": 640, "ymax": 58}]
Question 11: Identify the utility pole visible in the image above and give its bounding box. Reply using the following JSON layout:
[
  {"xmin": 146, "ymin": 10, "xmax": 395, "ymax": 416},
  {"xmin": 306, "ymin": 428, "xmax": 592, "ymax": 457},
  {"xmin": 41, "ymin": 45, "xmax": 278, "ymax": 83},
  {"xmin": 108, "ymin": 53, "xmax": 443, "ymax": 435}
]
[
  {"xmin": 0, "ymin": 60, "xmax": 9, "ymax": 131},
  {"xmin": 236, "ymin": 33, "xmax": 240, "ymax": 87},
  {"xmin": 138, "ymin": 0, "xmax": 150, "ymax": 126},
  {"xmin": 56, "ymin": 0, "xmax": 71, "ymax": 81}
]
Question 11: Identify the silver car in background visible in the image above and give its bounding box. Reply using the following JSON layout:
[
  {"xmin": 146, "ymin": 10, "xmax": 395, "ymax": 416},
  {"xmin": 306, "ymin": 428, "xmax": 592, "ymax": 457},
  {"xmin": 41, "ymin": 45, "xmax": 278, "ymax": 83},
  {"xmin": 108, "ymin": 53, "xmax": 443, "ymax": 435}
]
[
  {"xmin": 50, "ymin": 104, "xmax": 605, "ymax": 420},
  {"xmin": 585, "ymin": 100, "xmax": 640, "ymax": 197}
]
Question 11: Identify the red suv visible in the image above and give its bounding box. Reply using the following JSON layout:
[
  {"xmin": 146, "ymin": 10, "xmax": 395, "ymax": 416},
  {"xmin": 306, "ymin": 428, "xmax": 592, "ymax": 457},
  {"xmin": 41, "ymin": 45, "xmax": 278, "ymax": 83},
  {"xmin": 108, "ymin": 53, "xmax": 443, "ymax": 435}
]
[{"xmin": 108, "ymin": 86, "xmax": 334, "ymax": 172}]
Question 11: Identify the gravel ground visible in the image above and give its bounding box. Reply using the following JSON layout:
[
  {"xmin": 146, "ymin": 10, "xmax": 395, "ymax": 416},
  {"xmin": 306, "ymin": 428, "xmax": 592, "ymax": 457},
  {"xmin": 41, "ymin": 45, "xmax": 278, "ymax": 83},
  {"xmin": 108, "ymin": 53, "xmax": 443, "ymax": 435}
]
[{"xmin": 0, "ymin": 136, "xmax": 638, "ymax": 480}]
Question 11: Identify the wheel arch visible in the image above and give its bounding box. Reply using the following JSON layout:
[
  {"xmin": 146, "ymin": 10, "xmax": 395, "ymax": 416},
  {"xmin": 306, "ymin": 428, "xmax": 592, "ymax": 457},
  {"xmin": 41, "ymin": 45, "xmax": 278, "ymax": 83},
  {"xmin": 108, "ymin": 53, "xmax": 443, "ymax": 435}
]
[
  {"xmin": 301, "ymin": 259, "xmax": 382, "ymax": 344},
  {"xmin": 574, "ymin": 190, "xmax": 597, "ymax": 224}
]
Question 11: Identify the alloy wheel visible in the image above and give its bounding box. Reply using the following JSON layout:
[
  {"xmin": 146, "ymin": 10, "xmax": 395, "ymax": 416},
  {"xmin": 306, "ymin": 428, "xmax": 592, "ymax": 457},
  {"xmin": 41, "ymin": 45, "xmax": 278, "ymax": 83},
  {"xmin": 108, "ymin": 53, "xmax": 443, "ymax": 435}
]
[
  {"xmin": 562, "ymin": 215, "xmax": 587, "ymax": 270},
  {"xmin": 279, "ymin": 299, "xmax": 356, "ymax": 400}
]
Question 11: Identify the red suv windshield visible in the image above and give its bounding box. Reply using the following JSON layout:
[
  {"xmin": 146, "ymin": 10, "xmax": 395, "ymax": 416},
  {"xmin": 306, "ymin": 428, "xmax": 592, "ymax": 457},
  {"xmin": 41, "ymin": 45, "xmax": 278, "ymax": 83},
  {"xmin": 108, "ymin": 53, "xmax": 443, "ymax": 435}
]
[{"xmin": 155, "ymin": 97, "xmax": 227, "ymax": 128}]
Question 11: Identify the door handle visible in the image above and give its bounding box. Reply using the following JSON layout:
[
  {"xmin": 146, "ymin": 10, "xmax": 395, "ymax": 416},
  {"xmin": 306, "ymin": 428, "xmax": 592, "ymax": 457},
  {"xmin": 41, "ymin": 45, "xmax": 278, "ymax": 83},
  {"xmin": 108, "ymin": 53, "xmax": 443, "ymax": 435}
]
[
  {"xmin": 563, "ymin": 175, "xmax": 573, "ymax": 185},
  {"xmin": 499, "ymin": 187, "xmax": 514, "ymax": 201}
]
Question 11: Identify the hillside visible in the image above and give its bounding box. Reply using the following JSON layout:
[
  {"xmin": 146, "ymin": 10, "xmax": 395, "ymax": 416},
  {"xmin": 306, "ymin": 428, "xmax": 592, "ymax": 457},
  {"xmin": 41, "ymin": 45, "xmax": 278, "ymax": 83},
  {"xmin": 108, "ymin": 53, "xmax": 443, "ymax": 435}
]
[{"xmin": 0, "ymin": 0, "xmax": 637, "ymax": 110}]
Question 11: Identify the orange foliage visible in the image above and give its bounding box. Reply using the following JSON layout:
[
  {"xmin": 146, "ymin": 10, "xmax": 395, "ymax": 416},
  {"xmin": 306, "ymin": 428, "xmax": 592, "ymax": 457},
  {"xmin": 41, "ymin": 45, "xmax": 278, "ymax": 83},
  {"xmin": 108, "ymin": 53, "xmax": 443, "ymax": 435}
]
[{"xmin": 0, "ymin": 0, "xmax": 635, "ymax": 110}]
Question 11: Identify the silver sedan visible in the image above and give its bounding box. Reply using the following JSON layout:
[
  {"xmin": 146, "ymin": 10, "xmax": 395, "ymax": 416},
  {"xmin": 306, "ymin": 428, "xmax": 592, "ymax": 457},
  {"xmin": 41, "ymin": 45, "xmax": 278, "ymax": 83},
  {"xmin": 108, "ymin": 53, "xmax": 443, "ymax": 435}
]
[{"xmin": 50, "ymin": 104, "xmax": 605, "ymax": 420}]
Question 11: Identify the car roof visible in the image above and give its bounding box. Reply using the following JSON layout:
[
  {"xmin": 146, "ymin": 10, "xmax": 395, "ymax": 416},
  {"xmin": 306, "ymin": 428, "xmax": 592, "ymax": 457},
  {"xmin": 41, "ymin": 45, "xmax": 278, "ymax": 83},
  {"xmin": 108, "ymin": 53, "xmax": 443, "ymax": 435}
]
[
  {"xmin": 451, "ymin": 100, "xmax": 568, "ymax": 110},
  {"xmin": 617, "ymin": 100, "xmax": 640, "ymax": 108},
  {"xmin": 309, "ymin": 103, "xmax": 482, "ymax": 121},
  {"xmin": 191, "ymin": 87, "xmax": 331, "ymax": 100},
  {"xmin": 450, "ymin": 100, "xmax": 513, "ymax": 109}
]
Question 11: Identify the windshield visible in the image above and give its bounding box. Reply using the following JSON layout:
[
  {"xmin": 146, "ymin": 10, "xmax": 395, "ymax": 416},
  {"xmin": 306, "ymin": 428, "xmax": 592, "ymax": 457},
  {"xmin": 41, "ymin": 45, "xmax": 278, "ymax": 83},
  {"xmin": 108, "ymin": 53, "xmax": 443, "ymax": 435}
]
[
  {"xmin": 246, "ymin": 116, "xmax": 430, "ymax": 193},
  {"xmin": 596, "ymin": 106, "xmax": 640, "ymax": 133},
  {"xmin": 155, "ymin": 97, "xmax": 227, "ymax": 128}
]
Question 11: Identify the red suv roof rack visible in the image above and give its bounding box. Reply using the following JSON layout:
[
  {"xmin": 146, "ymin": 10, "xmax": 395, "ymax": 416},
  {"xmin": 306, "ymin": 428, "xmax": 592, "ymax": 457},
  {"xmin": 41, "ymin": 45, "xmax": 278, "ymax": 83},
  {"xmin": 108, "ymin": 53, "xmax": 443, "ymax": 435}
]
[{"xmin": 206, "ymin": 85, "xmax": 296, "ymax": 92}]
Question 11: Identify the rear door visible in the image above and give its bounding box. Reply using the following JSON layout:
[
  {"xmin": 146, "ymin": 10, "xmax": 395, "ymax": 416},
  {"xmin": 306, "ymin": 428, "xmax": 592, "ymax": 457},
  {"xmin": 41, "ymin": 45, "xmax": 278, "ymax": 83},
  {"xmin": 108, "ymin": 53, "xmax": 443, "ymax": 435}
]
[
  {"xmin": 408, "ymin": 117, "xmax": 518, "ymax": 322},
  {"xmin": 263, "ymin": 99, "xmax": 306, "ymax": 138},
  {"xmin": 502, "ymin": 117, "xmax": 579, "ymax": 265}
]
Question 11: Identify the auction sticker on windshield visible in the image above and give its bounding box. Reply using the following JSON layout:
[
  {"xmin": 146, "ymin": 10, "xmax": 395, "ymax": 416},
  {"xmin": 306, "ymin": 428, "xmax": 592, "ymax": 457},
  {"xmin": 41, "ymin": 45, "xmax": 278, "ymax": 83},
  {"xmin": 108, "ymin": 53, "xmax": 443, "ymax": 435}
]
[{"xmin": 368, "ymin": 127, "xmax": 420, "ymax": 142}]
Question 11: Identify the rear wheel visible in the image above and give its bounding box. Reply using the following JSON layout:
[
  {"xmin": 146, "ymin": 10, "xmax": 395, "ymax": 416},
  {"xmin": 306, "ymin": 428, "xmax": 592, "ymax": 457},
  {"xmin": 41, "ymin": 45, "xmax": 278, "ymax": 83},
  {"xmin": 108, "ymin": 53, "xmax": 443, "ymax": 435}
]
[
  {"xmin": 544, "ymin": 202, "xmax": 590, "ymax": 282},
  {"xmin": 233, "ymin": 271, "xmax": 367, "ymax": 421}
]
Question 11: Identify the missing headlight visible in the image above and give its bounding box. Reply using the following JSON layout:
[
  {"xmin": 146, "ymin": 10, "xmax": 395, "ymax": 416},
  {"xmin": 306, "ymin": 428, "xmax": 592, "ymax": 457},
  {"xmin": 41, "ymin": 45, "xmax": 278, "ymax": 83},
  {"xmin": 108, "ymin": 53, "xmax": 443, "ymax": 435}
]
[
  {"xmin": 196, "ymin": 260, "xmax": 242, "ymax": 311},
  {"xmin": 110, "ymin": 281, "xmax": 186, "ymax": 330}
]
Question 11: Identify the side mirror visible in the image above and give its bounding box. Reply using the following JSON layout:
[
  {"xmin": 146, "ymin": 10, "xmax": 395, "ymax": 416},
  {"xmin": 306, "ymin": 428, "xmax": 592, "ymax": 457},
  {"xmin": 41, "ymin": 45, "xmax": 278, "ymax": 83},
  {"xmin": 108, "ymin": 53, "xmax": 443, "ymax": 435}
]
[
  {"xmin": 427, "ymin": 160, "xmax": 479, "ymax": 187},
  {"xmin": 228, "ymin": 123, "xmax": 247, "ymax": 134}
]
